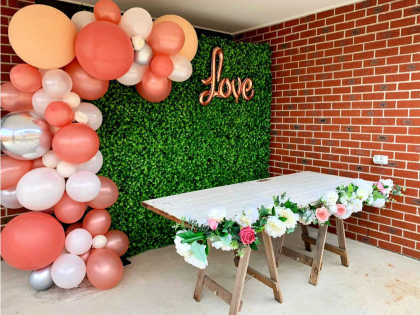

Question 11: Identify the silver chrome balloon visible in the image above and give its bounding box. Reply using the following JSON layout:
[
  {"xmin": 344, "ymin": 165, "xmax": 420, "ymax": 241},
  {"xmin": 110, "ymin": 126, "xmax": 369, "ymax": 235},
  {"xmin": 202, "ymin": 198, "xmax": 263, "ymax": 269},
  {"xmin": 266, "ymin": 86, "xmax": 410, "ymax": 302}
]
[
  {"xmin": 134, "ymin": 43, "xmax": 152, "ymax": 65},
  {"xmin": 0, "ymin": 187, "xmax": 22, "ymax": 209},
  {"xmin": 29, "ymin": 266, "xmax": 54, "ymax": 291},
  {"xmin": 0, "ymin": 111, "xmax": 52, "ymax": 160}
]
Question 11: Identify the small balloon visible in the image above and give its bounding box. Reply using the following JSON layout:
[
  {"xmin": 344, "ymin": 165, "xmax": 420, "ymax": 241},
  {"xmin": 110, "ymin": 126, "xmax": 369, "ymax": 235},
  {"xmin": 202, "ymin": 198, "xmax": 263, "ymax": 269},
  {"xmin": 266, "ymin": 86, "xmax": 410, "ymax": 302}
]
[
  {"xmin": 51, "ymin": 253, "xmax": 86, "ymax": 289},
  {"xmin": 66, "ymin": 171, "xmax": 101, "ymax": 202},
  {"xmin": 0, "ymin": 187, "xmax": 22, "ymax": 209},
  {"xmin": 86, "ymin": 248, "xmax": 123, "ymax": 290},
  {"xmin": 42, "ymin": 150, "xmax": 59, "ymax": 168},
  {"xmin": 134, "ymin": 44, "xmax": 152, "ymax": 65},
  {"xmin": 74, "ymin": 102, "xmax": 103, "ymax": 130},
  {"xmin": 92, "ymin": 235, "xmax": 107, "ymax": 248},
  {"xmin": 42, "ymin": 69, "xmax": 72, "ymax": 98},
  {"xmin": 54, "ymin": 192, "xmax": 87, "ymax": 224},
  {"xmin": 169, "ymin": 55, "xmax": 193, "ymax": 82},
  {"xmin": 71, "ymin": 11, "xmax": 95, "ymax": 31},
  {"xmin": 117, "ymin": 63, "xmax": 146, "ymax": 86},
  {"xmin": 32, "ymin": 89, "xmax": 58, "ymax": 116},
  {"xmin": 105, "ymin": 230, "xmax": 129, "ymax": 256},
  {"xmin": 83, "ymin": 209, "xmax": 111, "ymax": 236},
  {"xmin": 77, "ymin": 150, "xmax": 103, "ymax": 174},
  {"xmin": 0, "ymin": 155, "xmax": 32, "ymax": 190},
  {"xmin": 56, "ymin": 161, "xmax": 77, "ymax": 178},
  {"xmin": 136, "ymin": 70, "xmax": 172, "ymax": 103},
  {"xmin": 94, "ymin": 0, "xmax": 121, "ymax": 24},
  {"xmin": 1, "ymin": 111, "xmax": 52, "ymax": 160},
  {"xmin": 148, "ymin": 21, "xmax": 185, "ymax": 55},
  {"xmin": 29, "ymin": 266, "xmax": 54, "ymax": 291},
  {"xmin": 65, "ymin": 228, "xmax": 93, "ymax": 255},
  {"xmin": 44, "ymin": 101, "xmax": 74, "ymax": 127},
  {"xmin": 62, "ymin": 91, "xmax": 81, "ymax": 109},
  {"xmin": 88, "ymin": 176, "xmax": 119, "ymax": 209},
  {"xmin": 0, "ymin": 82, "xmax": 33, "ymax": 112},
  {"xmin": 150, "ymin": 55, "xmax": 173, "ymax": 78},
  {"xmin": 119, "ymin": 7, "xmax": 152, "ymax": 38},
  {"xmin": 10, "ymin": 64, "xmax": 42, "ymax": 93}
]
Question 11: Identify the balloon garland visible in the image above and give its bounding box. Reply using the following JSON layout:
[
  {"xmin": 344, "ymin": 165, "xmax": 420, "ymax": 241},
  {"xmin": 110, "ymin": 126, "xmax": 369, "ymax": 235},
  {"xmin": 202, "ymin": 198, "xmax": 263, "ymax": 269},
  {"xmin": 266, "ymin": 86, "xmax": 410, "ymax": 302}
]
[{"xmin": 0, "ymin": 0, "xmax": 197, "ymax": 291}]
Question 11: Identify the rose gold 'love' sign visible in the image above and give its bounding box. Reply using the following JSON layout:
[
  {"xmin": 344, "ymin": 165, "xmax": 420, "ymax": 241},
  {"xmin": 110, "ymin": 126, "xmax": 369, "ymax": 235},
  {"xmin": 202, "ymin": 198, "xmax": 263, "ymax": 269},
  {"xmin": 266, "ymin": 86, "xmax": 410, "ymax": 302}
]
[{"xmin": 199, "ymin": 47, "xmax": 255, "ymax": 106}]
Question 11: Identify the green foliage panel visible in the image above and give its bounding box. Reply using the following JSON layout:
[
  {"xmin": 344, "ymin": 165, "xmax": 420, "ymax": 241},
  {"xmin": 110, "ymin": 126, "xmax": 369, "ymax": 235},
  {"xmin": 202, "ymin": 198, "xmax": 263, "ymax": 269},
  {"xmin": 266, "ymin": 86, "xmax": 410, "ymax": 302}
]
[{"xmin": 94, "ymin": 35, "xmax": 272, "ymax": 256}]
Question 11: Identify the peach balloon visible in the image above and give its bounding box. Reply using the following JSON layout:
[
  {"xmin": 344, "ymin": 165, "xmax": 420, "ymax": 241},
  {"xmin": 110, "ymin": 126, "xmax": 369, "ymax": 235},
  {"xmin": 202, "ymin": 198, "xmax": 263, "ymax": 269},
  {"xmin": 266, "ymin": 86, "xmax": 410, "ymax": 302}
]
[
  {"xmin": 83, "ymin": 209, "xmax": 111, "ymax": 236},
  {"xmin": 136, "ymin": 70, "xmax": 172, "ymax": 103},
  {"xmin": 10, "ymin": 64, "xmax": 42, "ymax": 92},
  {"xmin": 44, "ymin": 101, "xmax": 74, "ymax": 127},
  {"xmin": 0, "ymin": 156, "xmax": 32, "ymax": 190},
  {"xmin": 150, "ymin": 55, "xmax": 173, "ymax": 78},
  {"xmin": 64, "ymin": 60, "xmax": 109, "ymax": 100},
  {"xmin": 0, "ymin": 82, "xmax": 33, "ymax": 112},
  {"xmin": 94, "ymin": 0, "xmax": 121, "ymax": 24},
  {"xmin": 54, "ymin": 192, "xmax": 87, "ymax": 224},
  {"xmin": 154, "ymin": 15, "xmax": 198, "ymax": 61},
  {"xmin": 52, "ymin": 123, "xmax": 99, "ymax": 164},
  {"xmin": 66, "ymin": 222, "xmax": 83, "ymax": 235},
  {"xmin": 86, "ymin": 248, "xmax": 123, "ymax": 290},
  {"xmin": 75, "ymin": 21, "xmax": 133, "ymax": 80},
  {"xmin": 8, "ymin": 4, "xmax": 76, "ymax": 69},
  {"xmin": 105, "ymin": 230, "xmax": 129, "ymax": 256},
  {"xmin": 88, "ymin": 176, "xmax": 119, "ymax": 209},
  {"xmin": 148, "ymin": 21, "xmax": 185, "ymax": 55}
]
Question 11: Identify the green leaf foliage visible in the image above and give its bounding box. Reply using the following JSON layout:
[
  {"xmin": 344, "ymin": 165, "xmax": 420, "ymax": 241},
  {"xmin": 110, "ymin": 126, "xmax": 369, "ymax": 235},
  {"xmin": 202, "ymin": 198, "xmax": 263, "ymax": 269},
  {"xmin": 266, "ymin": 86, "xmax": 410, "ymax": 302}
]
[{"xmin": 93, "ymin": 34, "xmax": 272, "ymax": 257}]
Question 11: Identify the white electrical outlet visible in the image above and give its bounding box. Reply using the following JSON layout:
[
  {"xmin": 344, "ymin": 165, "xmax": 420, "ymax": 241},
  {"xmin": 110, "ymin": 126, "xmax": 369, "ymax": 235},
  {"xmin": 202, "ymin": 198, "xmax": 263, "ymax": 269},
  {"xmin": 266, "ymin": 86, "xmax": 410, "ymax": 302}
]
[{"xmin": 373, "ymin": 155, "xmax": 388, "ymax": 165}]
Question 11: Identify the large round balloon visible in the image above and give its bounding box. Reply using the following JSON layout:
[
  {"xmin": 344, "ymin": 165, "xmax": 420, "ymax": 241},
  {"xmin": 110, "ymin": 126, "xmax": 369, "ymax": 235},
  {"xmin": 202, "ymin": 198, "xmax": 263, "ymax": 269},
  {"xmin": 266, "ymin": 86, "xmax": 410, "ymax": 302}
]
[
  {"xmin": 65, "ymin": 228, "xmax": 92, "ymax": 255},
  {"xmin": 0, "ymin": 156, "xmax": 32, "ymax": 190},
  {"xmin": 10, "ymin": 64, "xmax": 42, "ymax": 93},
  {"xmin": 86, "ymin": 248, "xmax": 123, "ymax": 290},
  {"xmin": 75, "ymin": 21, "xmax": 134, "ymax": 80},
  {"xmin": 8, "ymin": 4, "xmax": 76, "ymax": 69},
  {"xmin": 88, "ymin": 176, "xmax": 119, "ymax": 209},
  {"xmin": 154, "ymin": 15, "xmax": 198, "ymax": 61},
  {"xmin": 0, "ymin": 82, "xmax": 33, "ymax": 112},
  {"xmin": 105, "ymin": 230, "xmax": 129, "ymax": 256},
  {"xmin": 148, "ymin": 21, "xmax": 185, "ymax": 55},
  {"xmin": 119, "ymin": 7, "xmax": 152, "ymax": 38},
  {"xmin": 16, "ymin": 167, "xmax": 65, "ymax": 211},
  {"xmin": 52, "ymin": 123, "xmax": 99, "ymax": 164},
  {"xmin": 94, "ymin": 0, "xmax": 121, "ymax": 24},
  {"xmin": 83, "ymin": 209, "xmax": 111, "ymax": 236},
  {"xmin": 54, "ymin": 192, "xmax": 87, "ymax": 224},
  {"xmin": 136, "ymin": 70, "xmax": 172, "ymax": 103},
  {"xmin": 64, "ymin": 60, "xmax": 109, "ymax": 100},
  {"xmin": 1, "ymin": 212, "xmax": 65, "ymax": 270},
  {"xmin": 51, "ymin": 253, "xmax": 86, "ymax": 289},
  {"xmin": 1, "ymin": 111, "xmax": 52, "ymax": 160},
  {"xmin": 66, "ymin": 171, "xmax": 101, "ymax": 202},
  {"xmin": 42, "ymin": 69, "xmax": 73, "ymax": 98}
]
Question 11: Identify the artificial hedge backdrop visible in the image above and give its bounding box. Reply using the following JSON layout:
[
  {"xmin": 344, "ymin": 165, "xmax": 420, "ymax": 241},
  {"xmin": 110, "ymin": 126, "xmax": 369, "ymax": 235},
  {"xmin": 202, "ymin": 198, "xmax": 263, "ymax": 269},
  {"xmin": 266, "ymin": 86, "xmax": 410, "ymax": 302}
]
[{"xmin": 94, "ymin": 35, "xmax": 272, "ymax": 256}]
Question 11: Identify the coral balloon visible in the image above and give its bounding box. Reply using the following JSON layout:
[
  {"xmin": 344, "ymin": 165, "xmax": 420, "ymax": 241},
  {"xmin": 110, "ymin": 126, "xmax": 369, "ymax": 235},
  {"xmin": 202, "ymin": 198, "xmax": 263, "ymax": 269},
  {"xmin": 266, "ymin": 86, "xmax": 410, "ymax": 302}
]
[
  {"xmin": 52, "ymin": 123, "xmax": 99, "ymax": 164},
  {"xmin": 0, "ymin": 156, "xmax": 32, "ymax": 190},
  {"xmin": 16, "ymin": 167, "xmax": 65, "ymax": 211},
  {"xmin": 1, "ymin": 212, "xmax": 65, "ymax": 270},
  {"xmin": 119, "ymin": 7, "xmax": 152, "ymax": 38},
  {"xmin": 10, "ymin": 64, "xmax": 42, "ymax": 92},
  {"xmin": 32, "ymin": 157, "xmax": 44, "ymax": 168},
  {"xmin": 88, "ymin": 176, "xmax": 119, "ymax": 209},
  {"xmin": 150, "ymin": 55, "xmax": 173, "ymax": 78},
  {"xmin": 64, "ymin": 60, "xmax": 109, "ymax": 100},
  {"xmin": 8, "ymin": 4, "xmax": 76, "ymax": 69},
  {"xmin": 148, "ymin": 21, "xmax": 185, "ymax": 55},
  {"xmin": 0, "ymin": 82, "xmax": 33, "ymax": 112},
  {"xmin": 154, "ymin": 15, "xmax": 198, "ymax": 61},
  {"xmin": 44, "ymin": 101, "xmax": 74, "ymax": 127},
  {"xmin": 75, "ymin": 21, "xmax": 133, "ymax": 80},
  {"xmin": 136, "ymin": 70, "xmax": 172, "ymax": 103},
  {"xmin": 86, "ymin": 248, "xmax": 123, "ymax": 290},
  {"xmin": 54, "ymin": 192, "xmax": 87, "ymax": 224},
  {"xmin": 94, "ymin": 0, "xmax": 121, "ymax": 24},
  {"xmin": 71, "ymin": 11, "xmax": 95, "ymax": 31},
  {"xmin": 83, "ymin": 209, "xmax": 111, "ymax": 236},
  {"xmin": 105, "ymin": 230, "xmax": 129, "ymax": 256}
]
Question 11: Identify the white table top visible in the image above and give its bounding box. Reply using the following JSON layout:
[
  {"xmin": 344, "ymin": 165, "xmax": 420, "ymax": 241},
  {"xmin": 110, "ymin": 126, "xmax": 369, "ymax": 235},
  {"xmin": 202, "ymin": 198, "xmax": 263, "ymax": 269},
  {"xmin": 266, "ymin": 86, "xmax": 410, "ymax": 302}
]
[{"xmin": 142, "ymin": 171, "xmax": 356, "ymax": 224}]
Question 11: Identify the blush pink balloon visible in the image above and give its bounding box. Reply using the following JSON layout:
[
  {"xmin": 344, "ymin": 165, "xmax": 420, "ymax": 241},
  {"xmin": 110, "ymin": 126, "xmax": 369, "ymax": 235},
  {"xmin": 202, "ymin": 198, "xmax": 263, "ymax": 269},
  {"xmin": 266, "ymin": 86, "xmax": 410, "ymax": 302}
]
[
  {"xmin": 86, "ymin": 248, "xmax": 123, "ymax": 290},
  {"xmin": 148, "ymin": 21, "xmax": 185, "ymax": 55},
  {"xmin": 136, "ymin": 70, "xmax": 172, "ymax": 103},
  {"xmin": 0, "ymin": 82, "xmax": 33, "ymax": 112},
  {"xmin": 105, "ymin": 230, "xmax": 129, "ymax": 256},
  {"xmin": 54, "ymin": 192, "xmax": 87, "ymax": 224},
  {"xmin": 88, "ymin": 176, "xmax": 119, "ymax": 209},
  {"xmin": 10, "ymin": 64, "xmax": 42, "ymax": 93},
  {"xmin": 150, "ymin": 54, "xmax": 173, "ymax": 78},
  {"xmin": 83, "ymin": 209, "xmax": 111, "ymax": 236}
]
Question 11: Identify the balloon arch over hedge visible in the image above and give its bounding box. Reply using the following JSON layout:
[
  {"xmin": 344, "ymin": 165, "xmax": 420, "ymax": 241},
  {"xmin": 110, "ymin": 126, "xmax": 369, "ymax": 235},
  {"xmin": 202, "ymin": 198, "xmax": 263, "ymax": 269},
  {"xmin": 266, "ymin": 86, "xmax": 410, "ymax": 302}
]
[{"xmin": 0, "ymin": 0, "xmax": 198, "ymax": 291}]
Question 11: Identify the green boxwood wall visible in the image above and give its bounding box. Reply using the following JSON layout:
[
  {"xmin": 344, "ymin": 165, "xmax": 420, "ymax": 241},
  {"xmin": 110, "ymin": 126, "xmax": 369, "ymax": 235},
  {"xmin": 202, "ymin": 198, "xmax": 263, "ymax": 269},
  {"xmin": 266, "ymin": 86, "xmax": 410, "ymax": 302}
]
[{"xmin": 94, "ymin": 35, "xmax": 272, "ymax": 256}]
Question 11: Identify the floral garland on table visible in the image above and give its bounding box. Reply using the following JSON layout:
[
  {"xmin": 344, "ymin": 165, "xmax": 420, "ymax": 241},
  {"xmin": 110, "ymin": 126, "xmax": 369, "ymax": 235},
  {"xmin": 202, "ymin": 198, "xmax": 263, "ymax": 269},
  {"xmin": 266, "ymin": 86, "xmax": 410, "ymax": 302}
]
[{"xmin": 174, "ymin": 178, "xmax": 403, "ymax": 269}]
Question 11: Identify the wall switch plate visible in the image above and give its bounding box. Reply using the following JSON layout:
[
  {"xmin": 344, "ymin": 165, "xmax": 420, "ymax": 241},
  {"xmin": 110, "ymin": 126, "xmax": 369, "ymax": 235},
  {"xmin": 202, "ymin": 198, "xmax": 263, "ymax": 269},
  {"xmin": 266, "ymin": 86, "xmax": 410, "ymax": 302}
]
[{"xmin": 373, "ymin": 155, "xmax": 388, "ymax": 165}]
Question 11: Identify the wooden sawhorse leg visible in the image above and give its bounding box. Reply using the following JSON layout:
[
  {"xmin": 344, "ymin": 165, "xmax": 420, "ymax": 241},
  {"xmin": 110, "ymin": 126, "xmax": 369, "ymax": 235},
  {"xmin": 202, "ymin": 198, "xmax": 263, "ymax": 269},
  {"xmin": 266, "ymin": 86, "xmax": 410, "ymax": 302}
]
[
  {"xmin": 308, "ymin": 224, "xmax": 328, "ymax": 285},
  {"xmin": 301, "ymin": 225, "xmax": 312, "ymax": 252}
]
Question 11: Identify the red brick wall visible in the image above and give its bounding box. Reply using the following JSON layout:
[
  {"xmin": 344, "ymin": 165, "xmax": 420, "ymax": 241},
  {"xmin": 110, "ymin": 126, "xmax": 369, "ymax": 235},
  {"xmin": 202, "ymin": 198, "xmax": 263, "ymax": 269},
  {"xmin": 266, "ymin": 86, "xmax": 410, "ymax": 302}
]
[{"xmin": 237, "ymin": 0, "xmax": 420, "ymax": 260}]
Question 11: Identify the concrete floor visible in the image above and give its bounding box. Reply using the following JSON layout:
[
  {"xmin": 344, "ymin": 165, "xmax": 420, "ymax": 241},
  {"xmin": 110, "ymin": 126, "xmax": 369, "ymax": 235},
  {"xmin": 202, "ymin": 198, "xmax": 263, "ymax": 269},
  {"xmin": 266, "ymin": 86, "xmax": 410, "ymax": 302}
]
[{"xmin": 1, "ymin": 226, "xmax": 420, "ymax": 315}]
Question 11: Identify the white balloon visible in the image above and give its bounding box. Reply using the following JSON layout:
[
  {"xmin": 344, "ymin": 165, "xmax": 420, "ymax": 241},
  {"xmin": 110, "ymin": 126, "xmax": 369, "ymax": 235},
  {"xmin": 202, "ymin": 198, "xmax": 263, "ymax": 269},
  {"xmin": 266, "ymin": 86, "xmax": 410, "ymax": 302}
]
[
  {"xmin": 32, "ymin": 89, "xmax": 58, "ymax": 116},
  {"xmin": 42, "ymin": 150, "xmax": 59, "ymax": 168},
  {"xmin": 92, "ymin": 235, "xmax": 107, "ymax": 248},
  {"xmin": 0, "ymin": 187, "xmax": 22, "ymax": 209},
  {"xmin": 65, "ymin": 228, "xmax": 93, "ymax": 255},
  {"xmin": 62, "ymin": 91, "xmax": 81, "ymax": 109},
  {"xmin": 119, "ymin": 7, "xmax": 152, "ymax": 38},
  {"xmin": 134, "ymin": 44, "xmax": 152, "ymax": 65},
  {"xmin": 56, "ymin": 161, "xmax": 77, "ymax": 178},
  {"xmin": 75, "ymin": 102, "xmax": 103, "ymax": 130},
  {"xmin": 51, "ymin": 253, "xmax": 86, "ymax": 289},
  {"xmin": 77, "ymin": 151, "xmax": 103, "ymax": 174},
  {"xmin": 117, "ymin": 63, "xmax": 146, "ymax": 86},
  {"xmin": 16, "ymin": 168, "xmax": 65, "ymax": 211},
  {"xmin": 66, "ymin": 171, "xmax": 100, "ymax": 202},
  {"xmin": 131, "ymin": 35, "xmax": 145, "ymax": 51},
  {"xmin": 71, "ymin": 11, "xmax": 95, "ymax": 32},
  {"xmin": 169, "ymin": 55, "xmax": 193, "ymax": 82},
  {"xmin": 42, "ymin": 69, "xmax": 72, "ymax": 98}
]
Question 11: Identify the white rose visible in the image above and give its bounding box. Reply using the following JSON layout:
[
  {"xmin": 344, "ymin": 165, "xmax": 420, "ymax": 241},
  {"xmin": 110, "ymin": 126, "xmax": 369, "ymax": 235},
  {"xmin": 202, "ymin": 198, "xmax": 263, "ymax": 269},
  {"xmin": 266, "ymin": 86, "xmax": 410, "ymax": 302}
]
[
  {"xmin": 265, "ymin": 216, "xmax": 287, "ymax": 238},
  {"xmin": 276, "ymin": 207, "xmax": 297, "ymax": 229},
  {"xmin": 208, "ymin": 206, "xmax": 227, "ymax": 222},
  {"xmin": 350, "ymin": 198, "xmax": 363, "ymax": 212},
  {"xmin": 322, "ymin": 191, "xmax": 339, "ymax": 206},
  {"xmin": 372, "ymin": 198, "xmax": 386, "ymax": 208},
  {"xmin": 235, "ymin": 207, "xmax": 259, "ymax": 227}
]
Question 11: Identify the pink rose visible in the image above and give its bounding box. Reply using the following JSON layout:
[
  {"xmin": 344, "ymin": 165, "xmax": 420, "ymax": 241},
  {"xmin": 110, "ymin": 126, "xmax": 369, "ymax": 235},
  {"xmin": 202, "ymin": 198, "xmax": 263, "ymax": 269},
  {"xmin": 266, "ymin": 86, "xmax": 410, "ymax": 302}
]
[
  {"xmin": 376, "ymin": 181, "xmax": 387, "ymax": 194},
  {"xmin": 336, "ymin": 204, "xmax": 347, "ymax": 218},
  {"xmin": 208, "ymin": 218, "xmax": 219, "ymax": 230},
  {"xmin": 239, "ymin": 226, "xmax": 256, "ymax": 245},
  {"xmin": 315, "ymin": 207, "xmax": 330, "ymax": 223}
]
